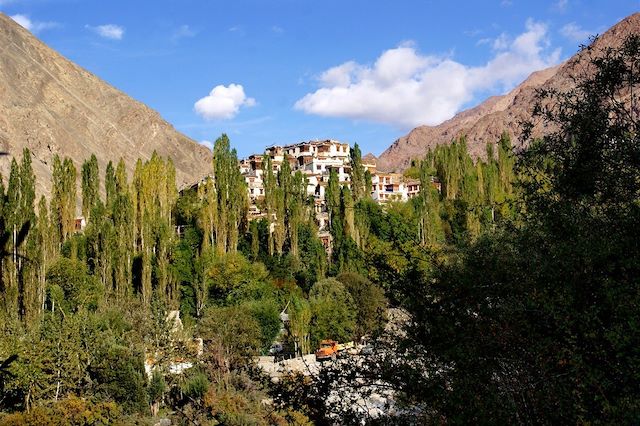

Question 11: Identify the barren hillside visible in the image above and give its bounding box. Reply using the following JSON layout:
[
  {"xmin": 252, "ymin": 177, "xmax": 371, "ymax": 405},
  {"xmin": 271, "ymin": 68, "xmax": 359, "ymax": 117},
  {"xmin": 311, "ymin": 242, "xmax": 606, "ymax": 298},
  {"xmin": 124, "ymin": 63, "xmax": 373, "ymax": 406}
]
[
  {"xmin": 0, "ymin": 12, "xmax": 212, "ymax": 198},
  {"xmin": 377, "ymin": 13, "xmax": 640, "ymax": 171}
]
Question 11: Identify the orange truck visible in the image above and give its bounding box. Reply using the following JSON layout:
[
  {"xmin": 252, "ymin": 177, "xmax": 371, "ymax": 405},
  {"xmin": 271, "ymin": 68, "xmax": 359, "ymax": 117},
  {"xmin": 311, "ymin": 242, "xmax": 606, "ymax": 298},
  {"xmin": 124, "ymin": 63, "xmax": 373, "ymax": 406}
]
[
  {"xmin": 315, "ymin": 340, "xmax": 355, "ymax": 361},
  {"xmin": 315, "ymin": 340, "xmax": 339, "ymax": 362}
]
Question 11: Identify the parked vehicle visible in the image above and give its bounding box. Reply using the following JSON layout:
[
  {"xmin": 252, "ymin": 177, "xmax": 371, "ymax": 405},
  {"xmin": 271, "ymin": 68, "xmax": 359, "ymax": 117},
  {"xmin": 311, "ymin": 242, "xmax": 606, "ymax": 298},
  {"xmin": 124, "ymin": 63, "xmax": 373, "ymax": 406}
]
[
  {"xmin": 268, "ymin": 342, "xmax": 283, "ymax": 355},
  {"xmin": 315, "ymin": 340, "xmax": 339, "ymax": 362},
  {"xmin": 315, "ymin": 340, "xmax": 356, "ymax": 361}
]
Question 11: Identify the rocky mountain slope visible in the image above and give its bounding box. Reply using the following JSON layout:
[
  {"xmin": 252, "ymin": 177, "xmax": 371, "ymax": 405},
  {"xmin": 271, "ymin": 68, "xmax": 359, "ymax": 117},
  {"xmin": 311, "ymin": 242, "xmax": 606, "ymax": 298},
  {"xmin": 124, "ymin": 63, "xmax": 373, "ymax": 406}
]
[
  {"xmin": 0, "ymin": 12, "xmax": 212, "ymax": 199},
  {"xmin": 377, "ymin": 12, "xmax": 640, "ymax": 172}
]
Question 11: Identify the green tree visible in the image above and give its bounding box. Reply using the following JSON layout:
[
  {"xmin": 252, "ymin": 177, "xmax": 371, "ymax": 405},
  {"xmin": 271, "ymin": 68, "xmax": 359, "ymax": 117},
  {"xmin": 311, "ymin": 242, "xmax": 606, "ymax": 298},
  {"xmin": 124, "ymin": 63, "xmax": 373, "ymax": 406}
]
[
  {"xmin": 51, "ymin": 155, "xmax": 77, "ymax": 247},
  {"xmin": 331, "ymin": 33, "xmax": 640, "ymax": 424},
  {"xmin": 308, "ymin": 278, "xmax": 355, "ymax": 348},
  {"xmin": 89, "ymin": 341, "xmax": 147, "ymax": 414},
  {"xmin": 336, "ymin": 272, "xmax": 387, "ymax": 339},
  {"xmin": 80, "ymin": 154, "xmax": 100, "ymax": 221},
  {"xmin": 211, "ymin": 135, "xmax": 248, "ymax": 253},
  {"xmin": 199, "ymin": 305, "xmax": 262, "ymax": 371},
  {"xmin": 349, "ymin": 143, "xmax": 366, "ymax": 202},
  {"xmin": 147, "ymin": 370, "xmax": 166, "ymax": 417},
  {"xmin": 245, "ymin": 299, "xmax": 281, "ymax": 353},
  {"xmin": 46, "ymin": 258, "xmax": 102, "ymax": 313}
]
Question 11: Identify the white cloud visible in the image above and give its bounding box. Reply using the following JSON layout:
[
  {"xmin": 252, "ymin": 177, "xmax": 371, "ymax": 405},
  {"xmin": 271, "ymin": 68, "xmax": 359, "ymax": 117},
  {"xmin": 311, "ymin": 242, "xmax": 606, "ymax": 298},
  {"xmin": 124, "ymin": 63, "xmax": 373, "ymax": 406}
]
[
  {"xmin": 194, "ymin": 84, "xmax": 256, "ymax": 120},
  {"xmin": 271, "ymin": 25, "xmax": 284, "ymax": 34},
  {"xmin": 560, "ymin": 22, "xmax": 591, "ymax": 42},
  {"xmin": 86, "ymin": 24, "xmax": 124, "ymax": 40},
  {"xmin": 553, "ymin": 0, "xmax": 569, "ymax": 12},
  {"xmin": 295, "ymin": 19, "xmax": 561, "ymax": 129},
  {"xmin": 492, "ymin": 33, "xmax": 510, "ymax": 50},
  {"xmin": 10, "ymin": 14, "xmax": 59, "ymax": 34},
  {"xmin": 172, "ymin": 24, "xmax": 196, "ymax": 42}
]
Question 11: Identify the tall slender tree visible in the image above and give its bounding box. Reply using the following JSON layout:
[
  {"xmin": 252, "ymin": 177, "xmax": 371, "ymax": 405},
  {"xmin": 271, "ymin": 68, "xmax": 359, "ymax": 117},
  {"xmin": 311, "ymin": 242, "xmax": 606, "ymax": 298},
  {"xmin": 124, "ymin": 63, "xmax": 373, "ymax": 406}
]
[
  {"xmin": 350, "ymin": 143, "xmax": 366, "ymax": 202},
  {"xmin": 209, "ymin": 135, "xmax": 247, "ymax": 253},
  {"xmin": 81, "ymin": 154, "xmax": 100, "ymax": 221}
]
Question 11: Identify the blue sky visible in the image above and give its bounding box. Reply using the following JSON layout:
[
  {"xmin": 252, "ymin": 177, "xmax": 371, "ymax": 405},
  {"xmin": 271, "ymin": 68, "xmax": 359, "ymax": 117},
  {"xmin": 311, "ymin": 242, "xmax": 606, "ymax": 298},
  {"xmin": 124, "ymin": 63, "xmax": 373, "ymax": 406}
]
[{"xmin": 1, "ymin": 0, "xmax": 638, "ymax": 157}]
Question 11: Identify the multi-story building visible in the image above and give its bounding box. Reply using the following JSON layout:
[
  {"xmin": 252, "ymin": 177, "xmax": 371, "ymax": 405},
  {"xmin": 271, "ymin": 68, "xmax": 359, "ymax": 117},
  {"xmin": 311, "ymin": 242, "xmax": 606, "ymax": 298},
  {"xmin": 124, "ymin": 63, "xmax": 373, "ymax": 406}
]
[
  {"xmin": 405, "ymin": 179, "xmax": 421, "ymax": 199},
  {"xmin": 371, "ymin": 172, "xmax": 407, "ymax": 203},
  {"xmin": 243, "ymin": 140, "xmax": 352, "ymax": 202}
]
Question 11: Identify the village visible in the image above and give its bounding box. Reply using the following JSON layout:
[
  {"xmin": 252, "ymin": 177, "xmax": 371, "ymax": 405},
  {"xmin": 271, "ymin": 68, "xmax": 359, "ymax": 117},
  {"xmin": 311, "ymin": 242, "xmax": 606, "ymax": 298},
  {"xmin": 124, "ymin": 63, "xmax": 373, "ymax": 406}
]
[
  {"xmin": 184, "ymin": 139, "xmax": 439, "ymax": 252},
  {"xmin": 239, "ymin": 139, "xmax": 423, "ymax": 209}
]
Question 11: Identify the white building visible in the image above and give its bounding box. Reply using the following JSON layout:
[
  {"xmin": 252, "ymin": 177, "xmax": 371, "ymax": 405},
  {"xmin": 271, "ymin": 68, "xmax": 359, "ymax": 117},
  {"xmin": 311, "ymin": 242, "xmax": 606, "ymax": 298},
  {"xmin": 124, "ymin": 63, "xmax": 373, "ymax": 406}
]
[
  {"xmin": 242, "ymin": 140, "xmax": 352, "ymax": 202},
  {"xmin": 371, "ymin": 173, "xmax": 407, "ymax": 203}
]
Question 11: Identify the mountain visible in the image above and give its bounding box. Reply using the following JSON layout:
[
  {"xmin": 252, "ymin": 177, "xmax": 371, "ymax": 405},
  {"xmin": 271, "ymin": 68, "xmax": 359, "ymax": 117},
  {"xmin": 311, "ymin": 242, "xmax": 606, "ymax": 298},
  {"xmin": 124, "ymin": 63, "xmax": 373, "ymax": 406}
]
[
  {"xmin": 377, "ymin": 13, "xmax": 640, "ymax": 172},
  {"xmin": 0, "ymin": 12, "xmax": 212, "ymax": 199}
]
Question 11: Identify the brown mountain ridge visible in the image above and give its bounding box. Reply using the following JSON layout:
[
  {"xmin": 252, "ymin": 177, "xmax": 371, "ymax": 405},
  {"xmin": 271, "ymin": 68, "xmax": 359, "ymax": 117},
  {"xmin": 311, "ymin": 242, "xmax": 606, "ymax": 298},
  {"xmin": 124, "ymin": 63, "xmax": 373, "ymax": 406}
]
[
  {"xmin": 377, "ymin": 12, "xmax": 640, "ymax": 172},
  {"xmin": 0, "ymin": 12, "xmax": 212, "ymax": 199}
]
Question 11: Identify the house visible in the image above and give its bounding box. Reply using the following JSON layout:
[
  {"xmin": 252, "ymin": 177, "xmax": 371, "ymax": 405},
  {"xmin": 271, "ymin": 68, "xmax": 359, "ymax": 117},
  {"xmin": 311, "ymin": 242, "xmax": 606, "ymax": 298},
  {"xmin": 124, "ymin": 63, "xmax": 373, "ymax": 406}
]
[{"xmin": 371, "ymin": 173, "xmax": 407, "ymax": 203}]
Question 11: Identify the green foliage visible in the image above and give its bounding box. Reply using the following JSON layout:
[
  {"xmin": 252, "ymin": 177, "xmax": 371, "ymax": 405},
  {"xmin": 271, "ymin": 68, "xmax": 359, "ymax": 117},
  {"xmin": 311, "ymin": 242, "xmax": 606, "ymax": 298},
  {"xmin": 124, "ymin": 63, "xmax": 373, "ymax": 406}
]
[
  {"xmin": 336, "ymin": 272, "xmax": 387, "ymax": 339},
  {"xmin": 309, "ymin": 278, "xmax": 356, "ymax": 348},
  {"xmin": 89, "ymin": 341, "xmax": 147, "ymax": 414},
  {"xmin": 402, "ymin": 165, "xmax": 421, "ymax": 180},
  {"xmin": 81, "ymin": 154, "xmax": 100, "ymax": 221},
  {"xmin": 0, "ymin": 396, "xmax": 124, "ymax": 425},
  {"xmin": 181, "ymin": 370, "xmax": 210, "ymax": 400},
  {"xmin": 350, "ymin": 143, "xmax": 367, "ymax": 201},
  {"xmin": 148, "ymin": 370, "xmax": 166, "ymax": 403},
  {"xmin": 206, "ymin": 251, "xmax": 269, "ymax": 302},
  {"xmin": 198, "ymin": 305, "xmax": 262, "ymax": 369},
  {"xmin": 45, "ymin": 258, "xmax": 102, "ymax": 313},
  {"xmin": 416, "ymin": 134, "xmax": 515, "ymax": 245},
  {"xmin": 294, "ymin": 222, "xmax": 327, "ymax": 291},
  {"xmin": 311, "ymin": 33, "xmax": 640, "ymax": 424},
  {"xmin": 287, "ymin": 294, "xmax": 312, "ymax": 355},
  {"xmin": 245, "ymin": 299, "xmax": 281, "ymax": 352},
  {"xmin": 51, "ymin": 155, "xmax": 77, "ymax": 245},
  {"xmin": 198, "ymin": 134, "xmax": 248, "ymax": 253}
]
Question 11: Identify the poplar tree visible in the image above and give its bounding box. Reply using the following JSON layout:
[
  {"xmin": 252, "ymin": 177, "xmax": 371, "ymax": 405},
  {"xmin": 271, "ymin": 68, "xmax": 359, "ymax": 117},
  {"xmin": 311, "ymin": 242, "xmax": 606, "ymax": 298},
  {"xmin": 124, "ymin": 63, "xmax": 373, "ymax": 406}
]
[
  {"xmin": 342, "ymin": 186, "xmax": 357, "ymax": 244},
  {"xmin": 418, "ymin": 161, "xmax": 444, "ymax": 245},
  {"xmin": 326, "ymin": 168, "xmax": 341, "ymax": 231},
  {"xmin": 51, "ymin": 155, "xmax": 77, "ymax": 247},
  {"xmin": 364, "ymin": 169, "xmax": 373, "ymax": 199},
  {"xmin": 105, "ymin": 161, "xmax": 116, "ymax": 207},
  {"xmin": 130, "ymin": 153, "xmax": 178, "ymax": 304},
  {"xmin": 35, "ymin": 197, "xmax": 52, "ymax": 315},
  {"xmin": 287, "ymin": 171, "xmax": 308, "ymax": 258},
  {"xmin": 350, "ymin": 143, "xmax": 366, "ymax": 202},
  {"xmin": 197, "ymin": 177, "xmax": 217, "ymax": 249},
  {"xmin": 250, "ymin": 220, "xmax": 260, "ymax": 260},
  {"xmin": 325, "ymin": 169, "xmax": 343, "ymax": 260},
  {"xmin": 4, "ymin": 159, "xmax": 21, "ymax": 320},
  {"xmin": 273, "ymin": 168, "xmax": 286, "ymax": 255},
  {"xmin": 81, "ymin": 154, "xmax": 100, "ymax": 221},
  {"xmin": 84, "ymin": 198, "xmax": 114, "ymax": 295},
  {"xmin": 18, "ymin": 149, "xmax": 37, "ymax": 323},
  {"xmin": 2, "ymin": 150, "xmax": 37, "ymax": 322},
  {"xmin": 262, "ymin": 155, "xmax": 277, "ymax": 255},
  {"xmin": 496, "ymin": 132, "xmax": 515, "ymax": 218},
  {"xmin": 210, "ymin": 135, "xmax": 247, "ymax": 253}
]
